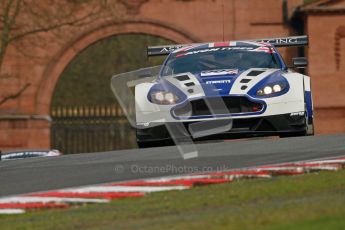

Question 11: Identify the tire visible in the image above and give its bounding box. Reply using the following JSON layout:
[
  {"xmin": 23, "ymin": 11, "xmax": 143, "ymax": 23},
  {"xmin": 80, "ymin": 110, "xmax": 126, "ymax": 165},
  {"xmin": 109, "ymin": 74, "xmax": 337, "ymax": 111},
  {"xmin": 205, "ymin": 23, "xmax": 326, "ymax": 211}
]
[
  {"xmin": 136, "ymin": 126, "xmax": 174, "ymax": 148},
  {"xmin": 136, "ymin": 128, "xmax": 155, "ymax": 148},
  {"xmin": 279, "ymin": 113, "xmax": 314, "ymax": 138},
  {"xmin": 279, "ymin": 131, "xmax": 306, "ymax": 138},
  {"xmin": 304, "ymin": 89, "xmax": 315, "ymax": 136},
  {"xmin": 137, "ymin": 141, "xmax": 154, "ymax": 148},
  {"xmin": 306, "ymin": 118, "xmax": 314, "ymax": 136},
  {"xmin": 137, "ymin": 140, "xmax": 174, "ymax": 148}
]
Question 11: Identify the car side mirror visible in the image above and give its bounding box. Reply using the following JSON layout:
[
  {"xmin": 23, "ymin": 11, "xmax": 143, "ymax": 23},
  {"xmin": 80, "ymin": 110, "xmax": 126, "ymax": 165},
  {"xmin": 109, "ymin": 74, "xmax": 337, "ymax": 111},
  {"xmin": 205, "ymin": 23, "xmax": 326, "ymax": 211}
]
[{"xmin": 292, "ymin": 57, "xmax": 308, "ymax": 68}]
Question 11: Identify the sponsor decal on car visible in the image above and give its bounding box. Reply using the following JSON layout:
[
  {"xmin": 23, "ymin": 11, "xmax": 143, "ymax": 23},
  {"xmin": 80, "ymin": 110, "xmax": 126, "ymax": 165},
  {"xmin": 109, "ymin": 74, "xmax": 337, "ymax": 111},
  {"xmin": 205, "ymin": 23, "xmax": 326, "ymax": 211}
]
[
  {"xmin": 290, "ymin": 111, "xmax": 305, "ymax": 116},
  {"xmin": 201, "ymin": 69, "xmax": 238, "ymax": 77},
  {"xmin": 205, "ymin": 80, "xmax": 231, "ymax": 84},
  {"xmin": 176, "ymin": 47, "xmax": 254, "ymax": 58}
]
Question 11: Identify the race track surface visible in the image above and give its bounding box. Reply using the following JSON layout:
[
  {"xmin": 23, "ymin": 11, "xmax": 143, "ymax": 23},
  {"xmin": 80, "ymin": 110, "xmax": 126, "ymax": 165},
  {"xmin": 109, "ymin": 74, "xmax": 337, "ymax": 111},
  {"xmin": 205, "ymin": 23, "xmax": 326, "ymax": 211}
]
[{"xmin": 1, "ymin": 134, "xmax": 345, "ymax": 196}]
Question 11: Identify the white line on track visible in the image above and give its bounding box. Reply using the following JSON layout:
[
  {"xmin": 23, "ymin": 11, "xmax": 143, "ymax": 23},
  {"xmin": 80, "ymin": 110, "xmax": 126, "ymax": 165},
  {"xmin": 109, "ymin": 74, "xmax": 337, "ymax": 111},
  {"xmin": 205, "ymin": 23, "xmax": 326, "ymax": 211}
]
[
  {"xmin": 142, "ymin": 175, "xmax": 212, "ymax": 182},
  {"xmin": 61, "ymin": 185, "xmax": 188, "ymax": 193},
  {"xmin": 0, "ymin": 209, "xmax": 25, "ymax": 214},
  {"xmin": 307, "ymin": 159, "xmax": 345, "ymax": 164},
  {"xmin": 0, "ymin": 197, "xmax": 108, "ymax": 204}
]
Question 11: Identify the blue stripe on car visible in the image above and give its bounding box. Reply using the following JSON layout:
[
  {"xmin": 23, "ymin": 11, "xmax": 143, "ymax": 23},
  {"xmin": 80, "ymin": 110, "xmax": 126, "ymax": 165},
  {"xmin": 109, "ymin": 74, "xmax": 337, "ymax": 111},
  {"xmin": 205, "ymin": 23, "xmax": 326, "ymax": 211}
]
[{"xmin": 305, "ymin": 91, "xmax": 313, "ymax": 118}]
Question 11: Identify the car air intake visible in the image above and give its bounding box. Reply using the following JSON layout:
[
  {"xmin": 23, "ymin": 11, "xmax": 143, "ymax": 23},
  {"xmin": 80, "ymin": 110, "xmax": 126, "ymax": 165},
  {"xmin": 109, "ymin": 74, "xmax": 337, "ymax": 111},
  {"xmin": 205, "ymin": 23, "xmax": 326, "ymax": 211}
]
[
  {"xmin": 175, "ymin": 75, "xmax": 190, "ymax": 81},
  {"xmin": 173, "ymin": 96, "xmax": 263, "ymax": 118},
  {"xmin": 247, "ymin": 70, "xmax": 265, "ymax": 76},
  {"xmin": 240, "ymin": 79, "xmax": 251, "ymax": 83}
]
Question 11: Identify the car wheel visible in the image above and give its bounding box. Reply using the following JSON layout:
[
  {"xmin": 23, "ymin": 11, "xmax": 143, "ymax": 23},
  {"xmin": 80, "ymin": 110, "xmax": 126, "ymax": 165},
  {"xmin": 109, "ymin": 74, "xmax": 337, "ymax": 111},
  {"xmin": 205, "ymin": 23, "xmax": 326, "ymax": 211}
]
[
  {"xmin": 137, "ymin": 140, "xmax": 174, "ymax": 148},
  {"xmin": 306, "ymin": 118, "xmax": 314, "ymax": 136},
  {"xmin": 279, "ymin": 113, "xmax": 314, "ymax": 138},
  {"xmin": 137, "ymin": 141, "xmax": 153, "ymax": 148}
]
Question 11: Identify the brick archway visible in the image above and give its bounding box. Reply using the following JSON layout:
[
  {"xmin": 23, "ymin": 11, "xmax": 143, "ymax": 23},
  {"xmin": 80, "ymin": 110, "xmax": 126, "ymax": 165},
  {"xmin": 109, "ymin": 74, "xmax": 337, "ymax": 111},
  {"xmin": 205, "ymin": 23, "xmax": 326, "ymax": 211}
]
[
  {"xmin": 0, "ymin": 0, "xmax": 306, "ymax": 150},
  {"xmin": 35, "ymin": 21, "xmax": 199, "ymax": 115}
]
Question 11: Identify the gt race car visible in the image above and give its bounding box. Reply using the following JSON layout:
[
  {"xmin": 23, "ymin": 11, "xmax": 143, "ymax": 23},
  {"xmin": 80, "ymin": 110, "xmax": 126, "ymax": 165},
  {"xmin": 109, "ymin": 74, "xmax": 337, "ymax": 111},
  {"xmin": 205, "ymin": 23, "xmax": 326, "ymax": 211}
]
[{"xmin": 134, "ymin": 36, "xmax": 314, "ymax": 147}]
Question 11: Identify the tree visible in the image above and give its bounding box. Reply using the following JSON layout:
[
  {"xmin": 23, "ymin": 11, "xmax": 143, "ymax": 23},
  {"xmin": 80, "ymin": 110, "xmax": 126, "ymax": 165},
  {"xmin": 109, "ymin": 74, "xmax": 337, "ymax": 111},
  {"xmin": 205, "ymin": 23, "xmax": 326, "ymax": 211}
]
[
  {"xmin": 52, "ymin": 34, "xmax": 172, "ymax": 106},
  {"xmin": 0, "ymin": 0, "xmax": 121, "ymax": 106}
]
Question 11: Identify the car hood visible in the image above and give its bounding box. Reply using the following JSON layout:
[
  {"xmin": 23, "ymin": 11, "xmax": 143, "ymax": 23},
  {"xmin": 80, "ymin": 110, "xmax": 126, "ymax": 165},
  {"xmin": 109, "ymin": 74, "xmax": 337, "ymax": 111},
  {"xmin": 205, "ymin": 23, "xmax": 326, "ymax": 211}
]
[{"xmin": 157, "ymin": 68, "xmax": 284, "ymax": 97}]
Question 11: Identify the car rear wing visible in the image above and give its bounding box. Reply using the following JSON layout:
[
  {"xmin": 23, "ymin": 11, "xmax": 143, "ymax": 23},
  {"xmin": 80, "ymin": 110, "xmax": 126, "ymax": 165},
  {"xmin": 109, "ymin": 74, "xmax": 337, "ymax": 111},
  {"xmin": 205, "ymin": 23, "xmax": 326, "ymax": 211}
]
[{"xmin": 147, "ymin": 35, "xmax": 308, "ymax": 57}]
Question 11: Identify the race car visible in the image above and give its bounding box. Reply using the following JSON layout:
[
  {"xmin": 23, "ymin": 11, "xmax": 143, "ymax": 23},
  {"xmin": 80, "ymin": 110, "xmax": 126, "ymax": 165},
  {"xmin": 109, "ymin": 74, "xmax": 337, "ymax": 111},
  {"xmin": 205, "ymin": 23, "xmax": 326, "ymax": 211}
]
[{"xmin": 135, "ymin": 35, "xmax": 314, "ymax": 147}]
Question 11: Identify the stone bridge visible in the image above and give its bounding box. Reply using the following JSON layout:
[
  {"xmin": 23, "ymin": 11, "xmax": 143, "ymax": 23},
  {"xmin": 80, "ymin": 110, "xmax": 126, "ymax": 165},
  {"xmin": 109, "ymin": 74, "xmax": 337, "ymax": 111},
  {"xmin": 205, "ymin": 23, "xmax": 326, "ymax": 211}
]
[{"xmin": 0, "ymin": 0, "xmax": 344, "ymax": 150}]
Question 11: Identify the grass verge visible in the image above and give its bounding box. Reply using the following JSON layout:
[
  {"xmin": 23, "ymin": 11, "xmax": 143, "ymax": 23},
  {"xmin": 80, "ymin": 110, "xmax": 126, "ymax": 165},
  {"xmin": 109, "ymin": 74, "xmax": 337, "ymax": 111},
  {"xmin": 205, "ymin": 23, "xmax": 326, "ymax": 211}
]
[{"xmin": 1, "ymin": 170, "xmax": 345, "ymax": 230}]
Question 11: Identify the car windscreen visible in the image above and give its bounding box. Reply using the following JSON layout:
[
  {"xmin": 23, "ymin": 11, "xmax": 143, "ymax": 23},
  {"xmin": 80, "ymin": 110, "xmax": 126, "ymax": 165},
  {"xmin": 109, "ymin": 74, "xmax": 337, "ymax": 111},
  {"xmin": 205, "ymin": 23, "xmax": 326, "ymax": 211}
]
[{"xmin": 161, "ymin": 47, "xmax": 281, "ymax": 76}]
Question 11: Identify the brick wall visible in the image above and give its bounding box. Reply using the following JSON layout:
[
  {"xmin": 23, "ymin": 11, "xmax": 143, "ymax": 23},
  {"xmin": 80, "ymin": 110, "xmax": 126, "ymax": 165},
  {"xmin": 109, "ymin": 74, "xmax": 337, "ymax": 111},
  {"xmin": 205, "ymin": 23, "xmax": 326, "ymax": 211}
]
[
  {"xmin": 304, "ymin": 1, "xmax": 345, "ymax": 134},
  {"xmin": 5, "ymin": 0, "xmax": 334, "ymax": 150}
]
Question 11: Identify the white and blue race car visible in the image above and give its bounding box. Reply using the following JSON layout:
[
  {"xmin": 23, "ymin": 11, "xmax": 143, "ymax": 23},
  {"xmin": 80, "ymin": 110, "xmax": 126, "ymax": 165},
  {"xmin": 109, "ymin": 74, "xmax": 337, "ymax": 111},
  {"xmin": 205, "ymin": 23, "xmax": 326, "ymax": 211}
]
[{"xmin": 135, "ymin": 36, "xmax": 314, "ymax": 147}]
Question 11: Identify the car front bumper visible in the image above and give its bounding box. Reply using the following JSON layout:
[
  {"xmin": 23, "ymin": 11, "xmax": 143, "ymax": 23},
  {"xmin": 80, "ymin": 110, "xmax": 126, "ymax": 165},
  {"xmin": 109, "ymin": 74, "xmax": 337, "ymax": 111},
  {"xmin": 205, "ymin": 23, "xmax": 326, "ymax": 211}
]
[{"xmin": 136, "ymin": 113, "xmax": 307, "ymax": 144}]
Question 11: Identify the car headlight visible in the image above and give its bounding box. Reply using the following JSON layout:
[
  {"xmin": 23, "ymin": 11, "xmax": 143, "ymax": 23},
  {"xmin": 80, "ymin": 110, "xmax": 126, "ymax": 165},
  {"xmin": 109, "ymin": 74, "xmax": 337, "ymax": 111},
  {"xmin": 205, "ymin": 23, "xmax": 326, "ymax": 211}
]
[
  {"xmin": 257, "ymin": 83, "xmax": 286, "ymax": 96},
  {"xmin": 151, "ymin": 91, "xmax": 180, "ymax": 104}
]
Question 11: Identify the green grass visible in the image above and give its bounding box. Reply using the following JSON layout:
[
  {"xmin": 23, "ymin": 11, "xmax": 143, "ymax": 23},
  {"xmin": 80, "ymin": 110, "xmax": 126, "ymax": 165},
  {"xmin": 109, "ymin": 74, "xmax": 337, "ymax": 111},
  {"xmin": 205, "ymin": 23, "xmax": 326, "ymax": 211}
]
[{"xmin": 1, "ymin": 170, "xmax": 345, "ymax": 230}]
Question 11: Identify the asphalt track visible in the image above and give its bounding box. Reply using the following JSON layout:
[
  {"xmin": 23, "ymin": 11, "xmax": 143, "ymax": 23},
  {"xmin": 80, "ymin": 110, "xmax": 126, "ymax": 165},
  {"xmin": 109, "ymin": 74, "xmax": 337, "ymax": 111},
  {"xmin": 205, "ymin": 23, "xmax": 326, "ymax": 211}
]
[{"xmin": 1, "ymin": 134, "xmax": 345, "ymax": 196}]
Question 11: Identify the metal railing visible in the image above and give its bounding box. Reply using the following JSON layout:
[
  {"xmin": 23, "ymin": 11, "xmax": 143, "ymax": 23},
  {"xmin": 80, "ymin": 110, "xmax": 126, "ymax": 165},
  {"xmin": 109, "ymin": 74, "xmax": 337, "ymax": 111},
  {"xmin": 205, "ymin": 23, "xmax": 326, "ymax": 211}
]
[{"xmin": 51, "ymin": 105, "xmax": 136, "ymax": 154}]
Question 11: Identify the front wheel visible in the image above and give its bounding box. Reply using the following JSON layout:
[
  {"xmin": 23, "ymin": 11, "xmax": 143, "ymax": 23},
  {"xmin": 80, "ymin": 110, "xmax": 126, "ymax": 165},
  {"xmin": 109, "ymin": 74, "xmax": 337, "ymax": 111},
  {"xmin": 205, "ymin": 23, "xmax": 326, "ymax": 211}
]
[
  {"xmin": 279, "ymin": 115, "xmax": 314, "ymax": 138},
  {"xmin": 137, "ymin": 140, "xmax": 174, "ymax": 148},
  {"xmin": 137, "ymin": 141, "xmax": 155, "ymax": 148},
  {"xmin": 305, "ymin": 117, "xmax": 314, "ymax": 136}
]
